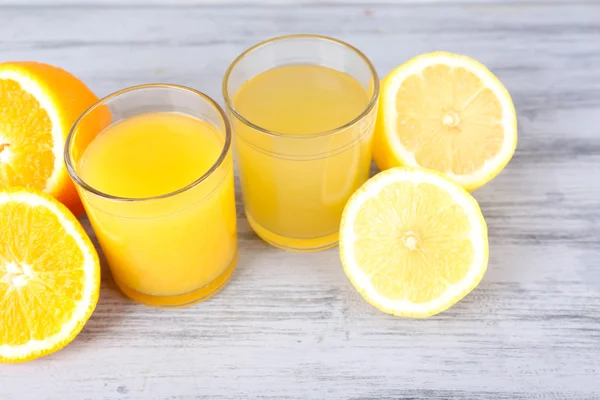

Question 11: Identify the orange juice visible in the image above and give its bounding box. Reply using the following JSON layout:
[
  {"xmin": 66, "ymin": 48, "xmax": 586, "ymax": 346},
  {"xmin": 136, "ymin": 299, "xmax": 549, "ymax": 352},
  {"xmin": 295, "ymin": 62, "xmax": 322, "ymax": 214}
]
[
  {"xmin": 231, "ymin": 64, "xmax": 376, "ymax": 251},
  {"xmin": 76, "ymin": 111, "xmax": 237, "ymax": 306}
]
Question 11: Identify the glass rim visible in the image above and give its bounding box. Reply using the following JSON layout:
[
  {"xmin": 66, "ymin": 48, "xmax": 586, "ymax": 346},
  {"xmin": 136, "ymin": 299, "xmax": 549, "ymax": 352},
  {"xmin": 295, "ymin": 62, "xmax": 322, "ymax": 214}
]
[
  {"xmin": 222, "ymin": 34, "xmax": 380, "ymax": 139},
  {"xmin": 64, "ymin": 83, "xmax": 233, "ymax": 203}
]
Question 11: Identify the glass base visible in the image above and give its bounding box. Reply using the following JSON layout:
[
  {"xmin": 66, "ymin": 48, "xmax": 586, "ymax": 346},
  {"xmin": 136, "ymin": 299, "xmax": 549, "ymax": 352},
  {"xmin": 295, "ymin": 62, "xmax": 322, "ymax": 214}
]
[
  {"xmin": 247, "ymin": 213, "xmax": 338, "ymax": 252},
  {"xmin": 114, "ymin": 252, "xmax": 238, "ymax": 308}
]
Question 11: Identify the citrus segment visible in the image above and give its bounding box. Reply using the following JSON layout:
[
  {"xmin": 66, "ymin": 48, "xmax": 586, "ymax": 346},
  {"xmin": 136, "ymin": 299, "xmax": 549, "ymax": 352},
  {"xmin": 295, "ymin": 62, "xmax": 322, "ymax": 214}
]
[
  {"xmin": 340, "ymin": 167, "xmax": 488, "ymax": 318},
  {"xmin": 374, "ymin": 52, "xmax": 517, "ymax": 190},
  {"xmin": 0, "ymin": 62, "xmax": 100, "ymax": 215},
  {"xmin": 0, "ymin": 187, "xmax": 100, "ymax": 363}
]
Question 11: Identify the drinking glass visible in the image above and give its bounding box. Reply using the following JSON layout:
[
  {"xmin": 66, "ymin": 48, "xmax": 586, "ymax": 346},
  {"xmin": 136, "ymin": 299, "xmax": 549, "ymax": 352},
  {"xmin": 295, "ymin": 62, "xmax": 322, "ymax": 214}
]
[
  {"xmin": 65, "ymin": 84, "xmax": 238, "ymax": 307},
  {"xmin": 223, "ymin": 34, "xmax": 379, "ymax": 252}
]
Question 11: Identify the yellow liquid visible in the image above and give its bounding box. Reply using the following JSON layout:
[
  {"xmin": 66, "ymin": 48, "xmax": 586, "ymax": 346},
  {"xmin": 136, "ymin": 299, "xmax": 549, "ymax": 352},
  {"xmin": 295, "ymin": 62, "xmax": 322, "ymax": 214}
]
[
  {"xmin": 78, "ymin": 112, "xmax": 237, "ymax": 306},
  {"xmin": 232, "ymin": 65, "xmax": 375, "ymax": 251}
]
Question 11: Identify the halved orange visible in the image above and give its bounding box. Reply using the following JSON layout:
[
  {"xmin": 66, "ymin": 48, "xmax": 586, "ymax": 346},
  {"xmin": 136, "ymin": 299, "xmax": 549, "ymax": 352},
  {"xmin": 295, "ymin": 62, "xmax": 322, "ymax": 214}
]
[
  {"xmin": 0, "ymin": 187, "xmax": 100, "ymax": 363},
  {"xmin": 0, "ymin": 62, "xmax": 99, "ymax": 215}
]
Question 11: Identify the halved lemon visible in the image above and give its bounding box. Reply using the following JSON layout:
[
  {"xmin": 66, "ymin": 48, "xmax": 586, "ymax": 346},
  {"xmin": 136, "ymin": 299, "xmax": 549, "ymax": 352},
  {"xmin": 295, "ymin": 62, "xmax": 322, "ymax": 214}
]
[
  {"xmin": 0, "ymin": 62, "xmax": 99, "ymax": 216},
  {"xmin": 339, "ymin": 167, "xmax": 488, "ymax": 318},
  {"xmin": 374, "ymin": 52, "xmax": 517, "ymax": 191},
  {"xmin": 0, "ymin": 187, "xmax": 100, "ymax": 363}
]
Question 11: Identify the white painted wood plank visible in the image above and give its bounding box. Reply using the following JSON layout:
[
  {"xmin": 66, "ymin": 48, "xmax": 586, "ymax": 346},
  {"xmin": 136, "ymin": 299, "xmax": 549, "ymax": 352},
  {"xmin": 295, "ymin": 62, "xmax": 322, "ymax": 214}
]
[
  {"xmin": 2, "ymin": 0, "xmax": 595, "ymax": 5},
  {"xmin": 0, "ymin": 2, "xmax": 599, "ymax": 399}
]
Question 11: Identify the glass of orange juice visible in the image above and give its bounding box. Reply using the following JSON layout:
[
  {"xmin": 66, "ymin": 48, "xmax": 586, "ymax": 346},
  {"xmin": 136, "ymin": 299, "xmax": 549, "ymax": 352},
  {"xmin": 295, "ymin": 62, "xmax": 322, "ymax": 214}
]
[
  {"xmin": 223, "ymin": 34, "xmax": 379, "ymax": 252},
  {"xmin": 65, "ymin": 84, "xmax": 238, "ymax": 307}
]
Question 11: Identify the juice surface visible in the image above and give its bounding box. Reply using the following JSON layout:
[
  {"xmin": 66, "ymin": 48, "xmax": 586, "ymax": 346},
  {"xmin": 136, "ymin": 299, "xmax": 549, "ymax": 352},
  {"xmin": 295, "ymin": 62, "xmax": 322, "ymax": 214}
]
[
  {"xmin": 232, "ymin": 65, "xmax": 375, "ymax": 251},
  {"xmin": 79, "ymin": 112, "xmax": 222, "ymax": 198},
  {"xmin": 234, "ymin": 65, "xmax": 368, "ymax": 135},
  {"xmin": 78, "ymin": 112, "xmax": 237, "ymax": 304}
]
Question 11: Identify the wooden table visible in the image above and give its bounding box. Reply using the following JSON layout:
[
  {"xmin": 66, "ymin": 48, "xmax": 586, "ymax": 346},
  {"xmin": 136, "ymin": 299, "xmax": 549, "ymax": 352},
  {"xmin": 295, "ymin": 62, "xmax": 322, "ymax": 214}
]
[{"xmin": 1, "ymin": 1, "xmax": 599, "ymax": 398}]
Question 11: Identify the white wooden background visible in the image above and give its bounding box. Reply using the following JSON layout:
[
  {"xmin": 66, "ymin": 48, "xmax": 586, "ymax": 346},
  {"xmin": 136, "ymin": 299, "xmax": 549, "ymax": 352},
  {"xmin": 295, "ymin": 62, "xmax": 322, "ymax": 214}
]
[{"xmin": 1, "ymin": 1, "xmax": 599, "ymax": 399}]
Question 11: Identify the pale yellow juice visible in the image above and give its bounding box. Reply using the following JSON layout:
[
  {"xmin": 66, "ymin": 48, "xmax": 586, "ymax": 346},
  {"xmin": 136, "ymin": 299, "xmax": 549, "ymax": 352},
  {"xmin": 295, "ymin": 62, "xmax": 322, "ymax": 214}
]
[
  {"xmin": 232, "ymin": 65, "xmax": 374, "ymax": 250},
  {"xmin": 77, "ymin": 112, "xmax": 237, "ymax": 306}
]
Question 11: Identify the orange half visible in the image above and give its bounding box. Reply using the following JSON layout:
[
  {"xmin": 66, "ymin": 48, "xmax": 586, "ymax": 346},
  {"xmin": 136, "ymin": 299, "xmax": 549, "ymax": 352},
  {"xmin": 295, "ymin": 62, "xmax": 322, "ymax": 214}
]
[
  {"xmin": 0, "ymin": 187, "xmax": 100, "ymax": 363},
  {"xmin": 0, "ymin": 62, "xmax": 99, "ymax": 215}
]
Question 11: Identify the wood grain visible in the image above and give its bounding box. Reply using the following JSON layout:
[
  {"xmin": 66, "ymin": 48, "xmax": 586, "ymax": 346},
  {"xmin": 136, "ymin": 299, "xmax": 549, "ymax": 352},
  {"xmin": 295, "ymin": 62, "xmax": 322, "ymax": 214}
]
[
  {"xmin": 1, "ymin": 2, "xmax": 599, "ymax": 399},
  {"xmin": 5, "ymin": 0, "xmax": 599, "ymax": 5}
]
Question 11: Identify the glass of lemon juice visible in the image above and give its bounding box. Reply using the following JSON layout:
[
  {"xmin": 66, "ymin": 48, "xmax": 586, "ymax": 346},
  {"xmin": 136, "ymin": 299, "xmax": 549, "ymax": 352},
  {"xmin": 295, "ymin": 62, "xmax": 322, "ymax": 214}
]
[
  {"xmin": 65, "ymin": 84, "xmax": 238, "ymax": 307},
  {"xmin": 223, "ymin": 34, "xmax": 379, "ymax": 252}
]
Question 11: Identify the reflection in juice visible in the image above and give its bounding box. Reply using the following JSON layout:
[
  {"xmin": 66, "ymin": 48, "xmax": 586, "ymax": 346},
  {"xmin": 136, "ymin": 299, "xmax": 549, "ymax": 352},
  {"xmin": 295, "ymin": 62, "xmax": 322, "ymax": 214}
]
[
  {"xmin": 232, "ymin": 65, "xmax": 376, "ymax": 251},
  {"xmin": 77, "ymin": 112, "xmax": 237, "ymax": 306}
]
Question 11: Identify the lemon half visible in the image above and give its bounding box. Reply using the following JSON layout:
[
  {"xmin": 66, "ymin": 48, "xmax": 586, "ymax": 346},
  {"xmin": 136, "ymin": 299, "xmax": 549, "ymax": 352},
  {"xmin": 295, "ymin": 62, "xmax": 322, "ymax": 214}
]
[
  {"xmin": 374, "ymin": 52, "xmax": 517, "ymax": 191},
  {"xmin": 340, "ymin": 167, "xmax": 488, "ymax": 318}
]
